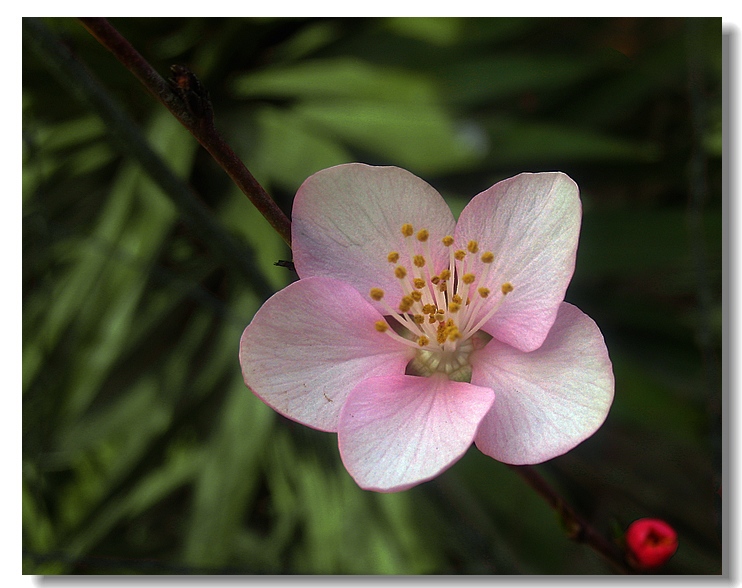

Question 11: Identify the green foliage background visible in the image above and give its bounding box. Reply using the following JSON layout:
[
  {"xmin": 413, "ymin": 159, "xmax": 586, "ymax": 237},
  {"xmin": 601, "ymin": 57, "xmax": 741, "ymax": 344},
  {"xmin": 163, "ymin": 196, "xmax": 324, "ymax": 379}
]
[{"xmin": 23, "ymin": 17, "xmax": 722, "ymax": 574}]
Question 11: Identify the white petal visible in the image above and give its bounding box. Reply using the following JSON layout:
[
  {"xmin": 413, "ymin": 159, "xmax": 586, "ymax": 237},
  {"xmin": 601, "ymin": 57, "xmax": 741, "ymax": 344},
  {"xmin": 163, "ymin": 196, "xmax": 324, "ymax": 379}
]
[
  {"xmin": 472, "ymin": 302, "xmax": 614, "ymax": 464},
  {"xmin": 239, "ymin": 277, "xmax": 413, "ymax": 432}
]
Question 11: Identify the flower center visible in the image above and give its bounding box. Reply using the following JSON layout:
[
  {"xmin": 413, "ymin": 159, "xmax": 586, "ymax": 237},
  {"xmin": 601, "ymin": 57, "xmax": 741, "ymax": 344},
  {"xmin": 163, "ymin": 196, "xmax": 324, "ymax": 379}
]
[{"xmin": 370, "ymin": 224, "xmax": 512, "ymax": 382}]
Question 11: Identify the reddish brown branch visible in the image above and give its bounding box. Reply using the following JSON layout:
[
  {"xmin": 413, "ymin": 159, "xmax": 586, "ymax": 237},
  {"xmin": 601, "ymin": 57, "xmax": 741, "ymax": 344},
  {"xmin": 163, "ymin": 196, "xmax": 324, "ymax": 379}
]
[
  {"xmin": 509, "ymin": 465, "xmax": 633, "ymax": 574},
  {"xmin": 78, "ymin": 17, "xmax": 292, "ymax": 247}
]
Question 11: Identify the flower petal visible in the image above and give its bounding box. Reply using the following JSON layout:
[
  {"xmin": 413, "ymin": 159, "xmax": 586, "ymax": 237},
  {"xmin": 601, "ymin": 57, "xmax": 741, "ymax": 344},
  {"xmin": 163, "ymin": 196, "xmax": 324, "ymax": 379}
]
[
  {"xmin": 338, "ymin": 374, "xmax": 495, "ymax": 492},
  {"xmin": 239, "ymin": 277, "xmax": 413, "ymax": 432},
  {"xmin": 292, "ymin": 163, "xmax": 456, "ymax": 313},
  {"xmin": 472, "ymin": 302, "xmax": 613, "ymax": 465},
  {"xmin": 455, "ymin": 172, "xmax": 581, "ymax": 352}
]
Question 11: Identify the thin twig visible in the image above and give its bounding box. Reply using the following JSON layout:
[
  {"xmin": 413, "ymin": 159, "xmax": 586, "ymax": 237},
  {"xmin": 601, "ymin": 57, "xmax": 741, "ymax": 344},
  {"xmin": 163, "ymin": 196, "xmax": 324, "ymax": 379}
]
[
  {"xmin": 508, "ymin": 465, "xmax": 633, "ymax": 574},
  {"xmin": 78, "ymin": 17, "xmax": 292, "ymax": 247}
]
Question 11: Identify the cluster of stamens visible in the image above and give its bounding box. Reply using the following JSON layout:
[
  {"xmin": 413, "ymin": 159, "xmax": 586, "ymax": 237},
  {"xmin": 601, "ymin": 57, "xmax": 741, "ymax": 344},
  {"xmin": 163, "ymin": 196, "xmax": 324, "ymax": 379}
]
[{"xmin": 370, "ymin": 223, "xmax": 513, "ymax": 380}]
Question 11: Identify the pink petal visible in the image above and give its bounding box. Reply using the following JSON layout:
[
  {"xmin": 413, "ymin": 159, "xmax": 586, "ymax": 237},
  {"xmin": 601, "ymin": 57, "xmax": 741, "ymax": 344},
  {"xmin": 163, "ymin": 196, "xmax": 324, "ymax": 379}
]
[
  {"xmin": 239, "ymin": 277, "xmax": 413, "ymax": 432},
  {"xmin": 472, "ymin": 302, "xmax": 613, "ymax": 465},
  {"xmin": 455, "ymin": 172, "xmax": 581, "ymax": 352},
  {"xmin": 292, "ymin": 163, "xmax": 456, "ymax": 313},
  {"xmin": 338, "ymin": 374, "xmax": 495, "ymax": 492}
]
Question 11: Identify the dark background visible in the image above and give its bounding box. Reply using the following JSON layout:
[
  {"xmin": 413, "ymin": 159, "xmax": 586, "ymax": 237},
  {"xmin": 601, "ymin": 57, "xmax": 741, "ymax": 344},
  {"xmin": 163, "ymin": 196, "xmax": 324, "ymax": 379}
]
[{"xmin": 23, "ymin": 17, "xmax": 722, "ymax": 574}]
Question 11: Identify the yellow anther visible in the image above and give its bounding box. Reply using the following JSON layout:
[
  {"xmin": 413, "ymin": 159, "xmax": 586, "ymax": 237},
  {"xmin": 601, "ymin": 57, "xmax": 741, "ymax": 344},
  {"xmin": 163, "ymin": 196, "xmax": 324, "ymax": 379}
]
[
  {"xmin": 387, "ymin": 251, "xmax": 400, "ymax": 263},
  {"xmin": 478, "ymin": 287, "xmax": 490, "ymax": 298},
  {"xmin": 374, "ymin": 321, "xmax": 389, "ymax": 333},
  {"xmin": 435, "ymin": 319, "xmax": 461, "ymax": 343},
  {"xmin": 438, "ymin": 282, "xmax": 447, "ymax": 292},
  {"xmin": 452, "ymin": 294, "xmax": 463, "ymax": 304},
  {"xmin": 481, "ymin": 251, "xmax": 495, "ymax": 263},
  {"xmin": 395, "ymin": 266, "xmax": 407, "ymax": 279},
  {"xmin": 413, "ymin": 255, "xmax": 426, "ymax": 268},
  {"xmin": 467, "ymin": 240, "xmax": 479, "ymax": 254},
  {"xmin": 429, "ymin": 315, "xmax": 437, "ymax": 324},
  {"xmin": 416, "ymin": 229, "xmax": 429, "ymax": 242},
  {"xmin": 454, "ymin": 250, "xmax": 466, "ymax": 261},
  {"xmin": 442, "ymin": 235, "xmax": 454, "ymax": 247},
  {"xmin": 448, "ymin": 302, "xmax": 461, "ymax": 313},
  {"xmin": 410, "ymin": 291, "xmax": 423, "ymax": 302},
  {"xmin": 413, "ymin": 278, "xmax": 426, "ymax": 289},
  {"xmin": 401, "ymin": 223, "xmax": 414, "ymax": 237},
  {"xmin": 399, "ymin": 295, "xmax": 415, "ymax": 312},
  {"xmin": 436, "ymin": 310, "xmax": 446, "ymax": 318},
  {"xmin": 501, "ymin": 282, "xmax": 514, "ymax": 295},
  {"xmin": 439, "ymin": 269, "xmax": 451, "ymax": 281},
  {"xmin": 462, "ymin": 273, "xmax": 476, "ymax": 284},
  {"xmin": 413, "ymin": 314, "xmax": 425, "ymax": 324},
  {"xmin": 422, "ymin": 304, "xmax": 437, "ymax": 315},
  {"xmin": 369, "ymin": 288, "xmax": 385, "ymax": 301},
  {"xmin": 417, "ymin": 336, "xmax": 430, "ymax": 347},
  {"xmin": 431, "ymin": 276, "xmax": 440, "ymax": 285},
  {"xmin": 436, "ymin": 323, "xmax": 447, "ymax": 344}
]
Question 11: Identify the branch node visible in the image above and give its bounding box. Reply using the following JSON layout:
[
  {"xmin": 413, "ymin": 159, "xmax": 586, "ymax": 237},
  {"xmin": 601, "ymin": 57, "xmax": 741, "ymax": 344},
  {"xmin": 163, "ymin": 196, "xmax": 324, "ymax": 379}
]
[{"xmin": 168, "ymin": 65, "xmax": 214, "ymax": 130}]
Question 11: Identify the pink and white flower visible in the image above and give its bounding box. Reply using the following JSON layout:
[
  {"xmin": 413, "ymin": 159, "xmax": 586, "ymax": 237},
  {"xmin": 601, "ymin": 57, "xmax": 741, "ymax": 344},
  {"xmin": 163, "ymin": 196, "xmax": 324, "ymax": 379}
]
[{"xmin": 239, "ymin": 163, "xmax": 614, "ymax": 492}]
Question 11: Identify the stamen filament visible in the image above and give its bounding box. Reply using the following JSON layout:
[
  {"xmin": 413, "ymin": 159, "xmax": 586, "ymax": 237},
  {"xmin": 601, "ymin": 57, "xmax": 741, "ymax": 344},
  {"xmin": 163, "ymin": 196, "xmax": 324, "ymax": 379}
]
[{"xmin": 461, "ymin": 283, "xmax": 513, "ymax": 338}]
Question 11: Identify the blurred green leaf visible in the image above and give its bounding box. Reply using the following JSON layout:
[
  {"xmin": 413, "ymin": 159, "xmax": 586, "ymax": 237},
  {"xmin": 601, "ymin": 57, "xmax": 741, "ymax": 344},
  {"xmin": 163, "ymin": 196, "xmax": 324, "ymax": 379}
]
[
  {"xmin": 232, "ymin": 57, "xmax": 438, "ymax": 104},
  {"xmin": 384, "ymin": 17, "xmax": 465, "ymax": 47},
  {"xmin": 183, "ymin": 385, "xmax": 274, "ymax": 568},
  {"xmin": 439, "ymin": 54, "xmax": 606, "ymax": 107},
  {"xmin": 485, "ymin": 119, "xmax": 660, "ymax": 164},
  {"xmin": 247, "ymin": 105, "xmax": 352, "ymax": 193},
  {"xmin": 295, "ymin": 100, "xmax": 479, "ymax": 174}
]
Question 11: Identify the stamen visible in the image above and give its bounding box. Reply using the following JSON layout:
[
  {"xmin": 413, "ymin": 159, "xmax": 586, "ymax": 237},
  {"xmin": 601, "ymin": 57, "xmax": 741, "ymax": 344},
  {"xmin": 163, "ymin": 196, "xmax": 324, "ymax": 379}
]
[
  {"xmin": 374, "ymin": 225, "xmax": 512, "ymax": 382},
  {"xmin": 399, "ymin": 295, "xmax": 415, "ymax": 312},
  {"xmin": 462, "ymin": 282, "xmax": 515, "ymax": 337},
  {"xmin": 436, "ymin": 322, "xmax": 447, "ymax": 344}
]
